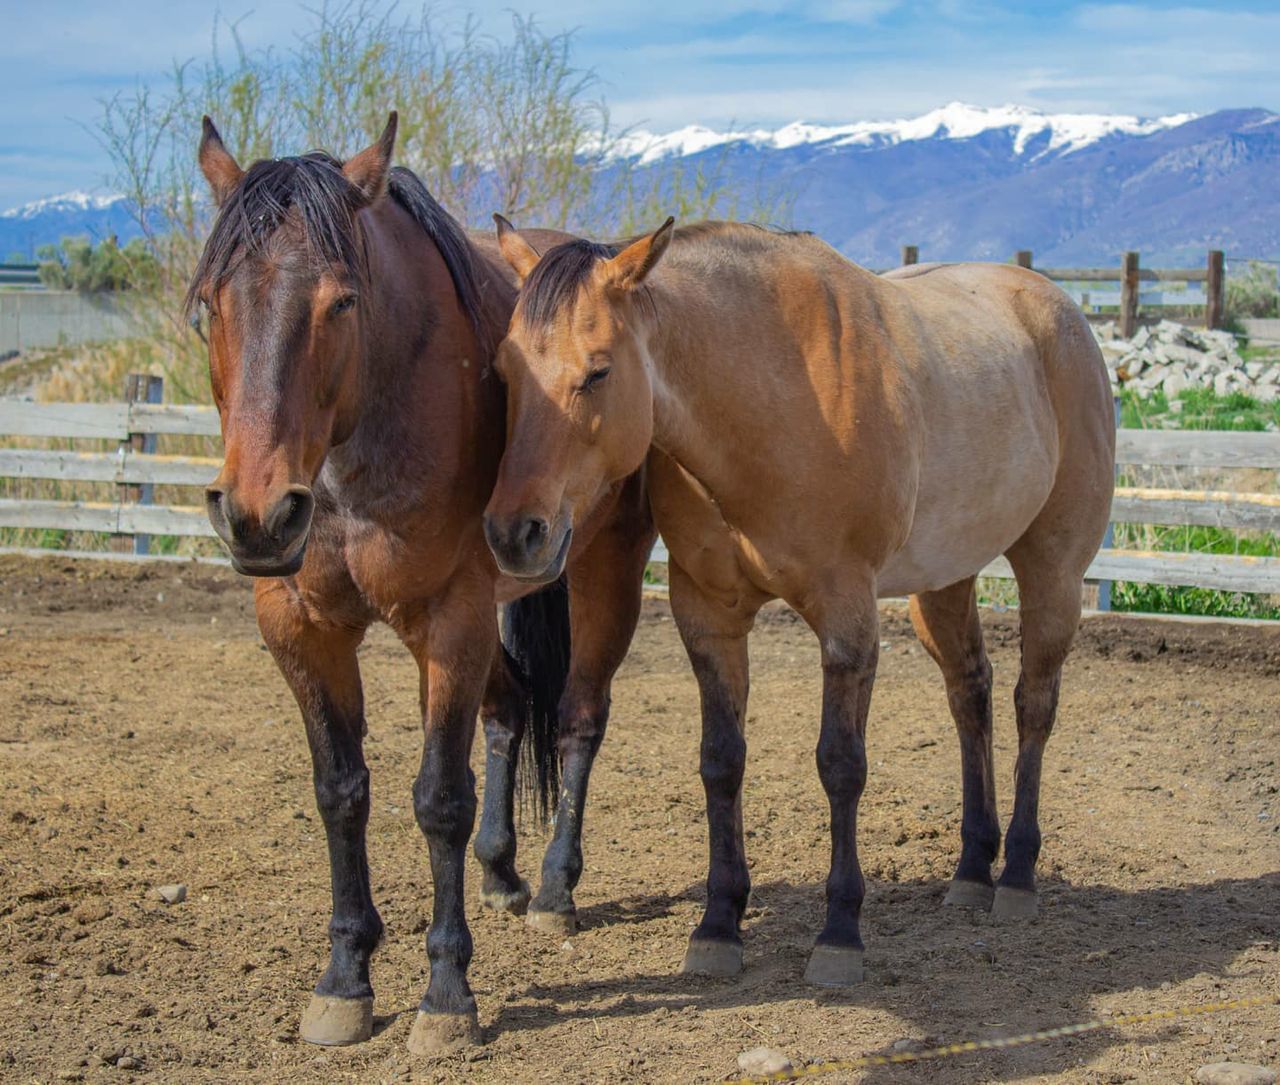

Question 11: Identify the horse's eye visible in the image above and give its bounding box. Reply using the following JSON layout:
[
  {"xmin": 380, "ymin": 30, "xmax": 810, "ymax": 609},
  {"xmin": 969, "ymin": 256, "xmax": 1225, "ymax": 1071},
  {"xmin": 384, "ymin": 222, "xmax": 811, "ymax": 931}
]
[
  {"xmin": 330, "ymin": 294, "xmax": 358, "ymax": 317},
  {"xmin": 579, "ymin": 367, "xmax": 611, "ymax": 393}
]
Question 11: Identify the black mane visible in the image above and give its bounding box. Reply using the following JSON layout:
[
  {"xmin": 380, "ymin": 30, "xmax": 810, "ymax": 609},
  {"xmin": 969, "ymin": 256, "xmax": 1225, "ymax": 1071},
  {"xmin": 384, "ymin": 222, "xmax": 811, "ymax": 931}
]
[
  {"xmin": 517, "ymin": 238, "xmax": 620, "ymax": 331},
  {"xmin": 186, "ymin": 153, "xmax": 487, "ymax": 340}
]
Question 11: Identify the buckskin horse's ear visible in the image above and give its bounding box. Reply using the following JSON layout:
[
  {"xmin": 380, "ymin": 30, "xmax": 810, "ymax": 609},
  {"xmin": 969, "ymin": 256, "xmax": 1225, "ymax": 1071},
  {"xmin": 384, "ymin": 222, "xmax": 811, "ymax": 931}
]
[
  {"xmin": 493, "ymin": 214, "xmax": 542, "ymax": 283},
  {"xmin": 343, "ymin": 112, "xmax": 398, "ymax": 202},
  {"xmin": 604, "ymin": 216, "xmax": 675, "ymax": 291},
  {"xmin": 198, "ymin": 117, "xmax": 244, "ymax": 207}
]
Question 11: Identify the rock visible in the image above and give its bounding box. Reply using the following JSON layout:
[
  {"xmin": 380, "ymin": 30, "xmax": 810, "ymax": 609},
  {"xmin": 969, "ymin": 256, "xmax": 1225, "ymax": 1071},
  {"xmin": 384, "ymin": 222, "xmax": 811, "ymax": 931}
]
[
  {"xmin": 1130, "ymin": 325, "xmax": 1152, "ymax": 349},
  {"xmin": 72, "ymin": 900, "xmax": 110, "ymax": 925},
  {"xmin": 155, "ymin": 883, "xmax": 187, "ymax": 905},
  {"xmin": 1193, "ymin": 1064, "xmax": 1276, "ymax": 1085},
  {"xmin": 737, "ymin": 1047, "xmax": 793, "ymax": 1076},
  {"xmin": 115, "ymin": 1055, "xmax": 143, "ymax": 1070}
]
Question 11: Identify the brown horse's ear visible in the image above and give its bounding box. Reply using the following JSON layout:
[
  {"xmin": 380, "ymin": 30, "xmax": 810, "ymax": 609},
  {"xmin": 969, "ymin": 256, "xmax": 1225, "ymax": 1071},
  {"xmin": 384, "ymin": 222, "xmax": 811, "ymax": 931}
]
[
  {"xmin": 198, "ymin": 117, "xmax": 244, "ymax": 207},
  {"xmin": 343, "ymin": 112, "xmax": 398, "ymax": 202},
  {"xmin": 493, "ymin": 213, "xmax": 542, "ymax": 283},
  {"xmin": 604, "ymin": 216, "xmax": 675, "ymax": 291}
]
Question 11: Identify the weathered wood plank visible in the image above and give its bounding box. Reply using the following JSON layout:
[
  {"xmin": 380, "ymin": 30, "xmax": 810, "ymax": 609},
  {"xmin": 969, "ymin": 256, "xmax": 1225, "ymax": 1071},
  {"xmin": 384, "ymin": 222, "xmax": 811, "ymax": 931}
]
[
  {"xmin": 1039, "ymin": 267, "xmax": 1208, "ymax": 283},
  {"xmin": 0, "ymin": 498, "xmax": 216, "ymax": 537},
  {"xmin": 0, "ymin": 448, "xmax": 220, "ymax": 486},
  {"xmin": 1111, "ymin": 487, "xmax": 1280, "ymax": 532},
  {"xmin": 1116, "ymin": 430, "xmax": 1280, "ymax": 469},
  {"xmin": 982, "ymin": 549, "xmax": 1280, "ymax": 594},
  {"xmin": 650, "ymin": 540, "xmax": 1280, "ymax": 593},
  {"xmin": 117, "ymin": 504, "xmax": 216, "ymax": 536},
  {"xmin": 0, "ymin": 498, "xmax": 120, "ymax": 533},
  {"xmin": 0, "ymin": 401, "xmax": 220, "ymax": 440},
  {"xmin": 128, "ymin": 403, "xmax": 221, "ymax": 437},
  {"xmin": 0, "ymin": 402, "xmax": 129, "ymax": 440}
]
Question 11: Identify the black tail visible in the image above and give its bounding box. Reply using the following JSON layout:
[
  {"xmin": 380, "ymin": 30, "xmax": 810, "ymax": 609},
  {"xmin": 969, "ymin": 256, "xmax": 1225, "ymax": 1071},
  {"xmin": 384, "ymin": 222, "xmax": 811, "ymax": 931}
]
[{"xmin": 501, "ymin": 578, "xmax": 571, "ymax": 823}]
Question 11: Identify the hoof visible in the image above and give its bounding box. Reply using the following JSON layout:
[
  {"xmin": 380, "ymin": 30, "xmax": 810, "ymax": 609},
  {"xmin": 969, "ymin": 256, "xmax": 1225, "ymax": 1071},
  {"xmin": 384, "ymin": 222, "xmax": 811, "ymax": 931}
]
[
  {"xmin": 406, "ymin": 1009, "xmax": 482, "ymax": 1058},
  {"xmin": 480, "ymin": 879, "xmax": 531, "ymax": 916},
  {"xmin": 299, "ymin": 994, "xmax": 373, "ymax": 1046},
  {"xmin": 679, "ymin": 938, "xmax": 743, "ymax": 977},
  {"xmin": 992, "ymin": 886, "xmax": 1038, "ymax": 919},
  {"xmin": 804, "ymin": 944, "xmax": 864, "ymax": 987},
  {"xmin": 526, "ymin": 908, "xmax": 577, "ymax": 936},
  {"xmin": 944, "ymin": 879, "xmax": 995, "ymax": 910}
]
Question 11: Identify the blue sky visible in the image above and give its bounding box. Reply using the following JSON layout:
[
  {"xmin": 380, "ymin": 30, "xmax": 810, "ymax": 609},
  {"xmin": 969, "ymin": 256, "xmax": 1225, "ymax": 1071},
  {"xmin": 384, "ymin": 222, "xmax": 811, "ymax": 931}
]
[{"xmin": 3, "ymin": 0, "xmax": 1279, "ymax": 207}]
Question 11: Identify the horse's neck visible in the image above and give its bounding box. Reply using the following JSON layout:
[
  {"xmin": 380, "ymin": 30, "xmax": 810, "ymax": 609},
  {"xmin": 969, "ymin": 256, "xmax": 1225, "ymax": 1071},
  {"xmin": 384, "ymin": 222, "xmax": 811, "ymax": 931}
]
[{"xmin": 643, "ymin": 273, "xmax": 752, "ymax": 490}]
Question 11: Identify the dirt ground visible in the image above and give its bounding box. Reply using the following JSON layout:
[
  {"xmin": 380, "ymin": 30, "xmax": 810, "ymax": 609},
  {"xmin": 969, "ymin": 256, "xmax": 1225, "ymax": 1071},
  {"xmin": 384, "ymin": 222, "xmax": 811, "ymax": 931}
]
[{"xmin": 0, "ymin": 554, "xmax": 1277, "ymax": 1085}]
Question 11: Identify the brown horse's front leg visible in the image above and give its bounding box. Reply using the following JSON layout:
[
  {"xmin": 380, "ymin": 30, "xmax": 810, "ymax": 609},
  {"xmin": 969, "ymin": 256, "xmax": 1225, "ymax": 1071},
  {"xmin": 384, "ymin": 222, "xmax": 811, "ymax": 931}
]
[
  {"xmin": 527, "ymin": 491, "xmax": 653, "ymax": 935},
  {"xmin": 402, "ymin": 578, "xmax": 495, "ymax": 1057},
  {"xmin": 255, "ymin": 578, "xmax": 380, "ymax": 1047},
  {"xmin": 804, "ymin": 585, "xmax": 879, "ymax": 987}
]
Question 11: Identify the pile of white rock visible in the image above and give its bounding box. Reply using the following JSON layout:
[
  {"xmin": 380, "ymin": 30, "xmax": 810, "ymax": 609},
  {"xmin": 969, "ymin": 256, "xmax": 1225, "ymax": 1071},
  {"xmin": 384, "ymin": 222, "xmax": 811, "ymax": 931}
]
[{"xmin": 1093, "ymin": 319, "xmax": 1279, "ymax": 402}]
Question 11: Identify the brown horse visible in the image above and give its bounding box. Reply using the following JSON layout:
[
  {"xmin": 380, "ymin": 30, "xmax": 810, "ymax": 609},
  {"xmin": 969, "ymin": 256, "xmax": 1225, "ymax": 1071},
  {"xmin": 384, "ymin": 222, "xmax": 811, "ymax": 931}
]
[
  {"xmin": 484, "ymin": 217, "xmax": 1115, "ymax": 985},
  {"xmin": 190, "ymin": 114, "xmax": 654, "ymax": 1055}
]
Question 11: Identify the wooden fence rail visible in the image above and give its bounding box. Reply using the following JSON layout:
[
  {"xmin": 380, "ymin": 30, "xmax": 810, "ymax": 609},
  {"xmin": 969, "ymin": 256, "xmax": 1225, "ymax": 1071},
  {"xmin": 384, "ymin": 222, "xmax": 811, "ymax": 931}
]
[
  {"xmin": 897, "ymin": 247, "xmax": 1227, "ymax": 337},
  {"xmin": 4, "ymin": 378, "xmax": 1280, "ymax": 601}
]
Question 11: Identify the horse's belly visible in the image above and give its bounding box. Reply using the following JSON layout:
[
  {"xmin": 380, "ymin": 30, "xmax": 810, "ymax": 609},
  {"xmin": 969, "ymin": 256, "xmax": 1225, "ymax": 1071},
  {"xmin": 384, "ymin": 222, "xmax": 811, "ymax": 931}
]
[{"xmin": 877, "ymin": 452, "xmax": 1057, "ymax": 598}]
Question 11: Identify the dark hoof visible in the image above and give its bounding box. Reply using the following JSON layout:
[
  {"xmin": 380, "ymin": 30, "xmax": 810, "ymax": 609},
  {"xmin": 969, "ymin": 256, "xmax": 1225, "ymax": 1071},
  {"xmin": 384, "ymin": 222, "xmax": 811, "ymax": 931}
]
[
  {"xmin": 804, "ymin": 944, "xmax": 864, "ymax": 987},
  {"xmin": 526, "ymin": 907, "xmax": 577, "ymax": 936},
  {"xmin": 299, "ymin": 994, "xmax": 373, "ymax": 1046},
  {"xmin": 406, "ymin": 1009, "xmax": 482, "ymax": 1057},
  {"xmin": 992, "ymin": 886, "xmax": 1038, "ymax": 919},
  {"xmin": 679, "ymin": 938, "xmax": 743, "ymax": 977},
  {"xmin": 480, "ymin": 879, "xmax": 531, "ymax": 916},
  {"xmin": 944, "ymin": 879, "xmax": 995, "ymax": 910}
]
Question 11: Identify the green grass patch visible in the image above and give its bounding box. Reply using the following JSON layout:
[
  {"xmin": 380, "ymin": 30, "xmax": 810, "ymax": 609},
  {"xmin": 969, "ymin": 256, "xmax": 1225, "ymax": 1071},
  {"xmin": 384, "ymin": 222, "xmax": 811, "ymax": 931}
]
[{"xmin": 1120, "ymin": 385, "xmax": 1280, "ymax": 432}]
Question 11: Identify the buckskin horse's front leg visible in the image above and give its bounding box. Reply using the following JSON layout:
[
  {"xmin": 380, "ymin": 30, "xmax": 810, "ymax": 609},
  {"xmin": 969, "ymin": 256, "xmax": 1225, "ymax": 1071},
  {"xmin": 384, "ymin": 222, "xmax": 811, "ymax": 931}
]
[
  {"xmin": 255, "ymin": 577, "xmax": 381, "ymax": 1047},
  {"xmin": 402, "ymin": 578, "xmax": 495, "ymax": 1056},
  {"xmin": 473, "ymin": 648, "xmax": 532, "ymax": 914}
]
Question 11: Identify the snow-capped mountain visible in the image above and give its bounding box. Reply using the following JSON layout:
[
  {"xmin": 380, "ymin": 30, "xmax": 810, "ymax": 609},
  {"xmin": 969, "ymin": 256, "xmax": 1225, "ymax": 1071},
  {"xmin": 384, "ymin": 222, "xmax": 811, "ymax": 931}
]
[
  {"xmin": 0, "ymin": 191, "xmax": 137, "ymax": 260},
  {"xmin": 601, "ymin": 104, "xmax": 1280, "ymax": 265},
  {"xmin": 3, "ymin": 105, "xmax": 1278, "ymax": 266},
  {"xmin": 609, "ymin": 102, "xmax": 1198, "ymax": 164},
  {"xmin": 0, "ymin": 191, "xmax": 127, "ymax": 221}
]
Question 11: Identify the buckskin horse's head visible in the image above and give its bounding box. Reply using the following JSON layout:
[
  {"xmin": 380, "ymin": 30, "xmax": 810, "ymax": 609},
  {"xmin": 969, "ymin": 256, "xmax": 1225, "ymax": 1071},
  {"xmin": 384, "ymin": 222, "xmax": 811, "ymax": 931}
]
[
  {"xmin": 483, "ymin": 216, "xmax": 673, "ymax": 583},
  {"xmin": 189, "ymin": 114, "xmax": 397, "ymax": 576}
]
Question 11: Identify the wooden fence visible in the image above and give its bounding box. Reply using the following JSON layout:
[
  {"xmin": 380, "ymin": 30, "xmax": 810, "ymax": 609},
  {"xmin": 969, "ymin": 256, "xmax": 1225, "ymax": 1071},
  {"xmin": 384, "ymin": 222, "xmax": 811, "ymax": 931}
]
[
  {"xmin": 898, "ymin": 246, "xmax": 1226, "ymax": 337},
  {"xmin": 3, "ymin": 378, "xmax": 1280, "ymax": 603}
]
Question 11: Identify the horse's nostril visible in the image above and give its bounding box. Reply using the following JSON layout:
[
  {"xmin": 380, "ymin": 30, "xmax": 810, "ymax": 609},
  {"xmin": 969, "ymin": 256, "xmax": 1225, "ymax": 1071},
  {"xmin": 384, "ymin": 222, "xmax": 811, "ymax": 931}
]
[
  {"xmin": 521, "ymin": 517, "xmax": 549, "ymax": 551},
  {"xmin": 267, "ymin": 489, "xmax": 314, "ymax": 544}
]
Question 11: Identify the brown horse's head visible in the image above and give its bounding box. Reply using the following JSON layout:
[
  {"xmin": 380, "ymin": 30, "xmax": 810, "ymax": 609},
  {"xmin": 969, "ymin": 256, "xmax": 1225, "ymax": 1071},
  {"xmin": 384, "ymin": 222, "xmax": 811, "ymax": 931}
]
[
  {"xmin": 189, "ymin": 114, "xmax": 397, "ymax": 576},
  {"xmin": 483, "ymin": 216, "xmax": 673, "ymax": 582}
]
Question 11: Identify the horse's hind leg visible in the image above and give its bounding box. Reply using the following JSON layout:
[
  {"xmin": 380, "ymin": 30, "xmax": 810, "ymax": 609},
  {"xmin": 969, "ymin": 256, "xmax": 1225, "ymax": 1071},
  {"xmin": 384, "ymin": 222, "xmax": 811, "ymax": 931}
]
[
  {"xmin": 995, "ymin": 542, "xmax": 1087, "ymax": 919},
  {"xmin": 473, "ymin": 648, "xmax": 531, "ymax": 915},
  {"xmin": 255, "ymin": 579, "xmax": 380, "ymax": 1047},
  {"xmin": 527, "ymin": 481, "xmax": 654, "ymax": 934},
  {"xmin": 909, "ymin": 577, "xmax": 1001, "ymax": 909}
]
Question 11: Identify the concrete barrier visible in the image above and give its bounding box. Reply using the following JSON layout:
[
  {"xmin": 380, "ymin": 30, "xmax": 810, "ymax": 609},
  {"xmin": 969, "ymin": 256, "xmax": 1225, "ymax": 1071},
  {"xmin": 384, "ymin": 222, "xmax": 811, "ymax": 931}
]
[{"xmin": 0, "ymin": 291, "xmax": 133, "ymax": 353}]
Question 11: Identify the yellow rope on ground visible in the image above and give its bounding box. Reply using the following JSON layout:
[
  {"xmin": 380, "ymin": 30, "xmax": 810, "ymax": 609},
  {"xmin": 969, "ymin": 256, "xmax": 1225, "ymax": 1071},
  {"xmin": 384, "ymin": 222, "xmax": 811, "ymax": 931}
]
[{"xmin": 727, "ymin": 994, "xmax": 1279, "ymax": 1083}]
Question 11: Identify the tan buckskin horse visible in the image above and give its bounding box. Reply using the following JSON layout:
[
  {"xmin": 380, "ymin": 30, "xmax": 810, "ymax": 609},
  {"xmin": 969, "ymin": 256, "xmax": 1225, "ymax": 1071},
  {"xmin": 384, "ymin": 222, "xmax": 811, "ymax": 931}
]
[
  {"xmin": 190, "ymin": 115, "xmax": 654, "ymax": 1055},
  {"xmin": 483, "ymin": 217, "xmax": 1115, "ymax": 986}
]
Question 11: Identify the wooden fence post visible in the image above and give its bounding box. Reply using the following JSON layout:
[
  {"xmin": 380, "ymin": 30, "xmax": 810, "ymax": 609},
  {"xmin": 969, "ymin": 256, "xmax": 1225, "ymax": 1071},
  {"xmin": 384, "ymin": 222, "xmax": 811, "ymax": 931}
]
[
  {"xmin": 1206, "ymin": 249, "xmax": 1225, "ymax": 330},
  {"xmin": 901, "ymin": 245, "xmax": 918, "ymax": 266},
  {"xmin": 111, "ymin": 373, "xmax": 164, "ymax": 555},
  {"xmin": 1120, "ymin": 251, "xmax": 1140, "ymax": 338},
  {"xmin": 1014, "ymin": 249, "xmax": 1033, "ymax": 269}
]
